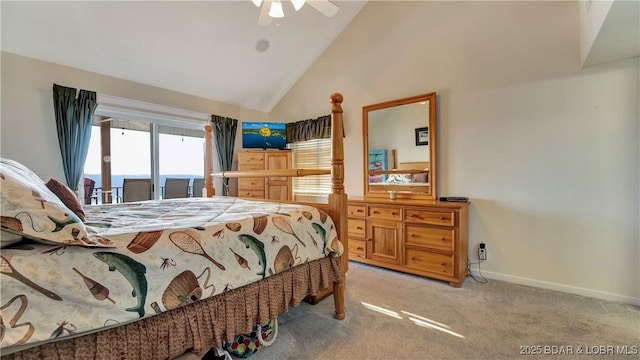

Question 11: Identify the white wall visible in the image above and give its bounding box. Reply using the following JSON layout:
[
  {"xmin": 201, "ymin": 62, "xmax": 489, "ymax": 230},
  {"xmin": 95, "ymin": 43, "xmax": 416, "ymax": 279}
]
[
  {"xmin": 270, "ymin": 1, "xmax": 640, "ymax": 304},
  {"xmin": 0, "ymin": 52, "xmax": 267, "ymax": 194},
  {"xmin": 368, "ymin": 103, "xmax": 430, "ymax": 164}
]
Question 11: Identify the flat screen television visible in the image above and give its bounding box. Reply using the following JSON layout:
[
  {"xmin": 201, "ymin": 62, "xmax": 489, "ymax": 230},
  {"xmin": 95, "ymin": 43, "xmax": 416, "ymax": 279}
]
[{"xmin": 241, "ymin": 122, "xmax": 287, "ymax": 150}]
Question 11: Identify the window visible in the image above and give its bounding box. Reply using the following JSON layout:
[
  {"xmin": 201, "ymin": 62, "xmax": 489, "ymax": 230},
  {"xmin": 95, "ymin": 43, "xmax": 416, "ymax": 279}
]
[
  {"xmin": 159, "ymin": 126, "xmax": 205, "ymax": 198},
  {"xmin": 83, "ymin": 94, "xmax": 210, "ymax": 203},
  {"xmin": 84, "ymin": 124, "xmax": 151, "ymax": 203},
  {"xmin": 289, "ymin": 138, "xmax": 331, "ymax": 201}
]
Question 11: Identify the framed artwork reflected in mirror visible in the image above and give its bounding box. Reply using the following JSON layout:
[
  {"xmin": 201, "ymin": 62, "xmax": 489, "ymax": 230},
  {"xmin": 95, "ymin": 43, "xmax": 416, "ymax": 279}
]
[{"xmin": 415, "ymin": 127, "xmax": 429, "ymax": 146}]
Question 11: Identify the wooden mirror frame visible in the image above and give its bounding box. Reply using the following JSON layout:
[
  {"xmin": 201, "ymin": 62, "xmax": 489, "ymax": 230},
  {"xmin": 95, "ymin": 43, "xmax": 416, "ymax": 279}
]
[{"xmin": 362, "ymin": 92, "xmax": 437, "ymax": 201}]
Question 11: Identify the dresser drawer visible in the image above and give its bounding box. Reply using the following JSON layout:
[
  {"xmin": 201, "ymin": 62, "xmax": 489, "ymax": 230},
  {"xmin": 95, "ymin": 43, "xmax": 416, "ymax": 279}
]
[
  {"xmin": 238, "ymin": 152, "xmax": 265, "ymax": 168},
  {"xmin": 368, "ymin": 206, "xmax": 401, "ymax": 221},
  {"xmin": 238, "ymin": 178, "xmax": 264, "ymax": 190},
  {"xmin": 348, "ymin": 239, "xmax": 366, "ymax": 259},
  {"xmin": 238, "ymin": 190, "xmax": 265, "ymax": 199},
  {"xmin": 405, "ymin": 249, "xmax": 454, "ymax": 275},
  {"xmin": 405, "ymin": 225, "xmax": 454, "ymax": 252},
  {"xmin": 348, "ymin": 204, "xmax": 366, "ymax": 218},
  {"xmin": 405, "ymin": 208, "xmax": 454, "ymax": 227},
  {"xmin": 348, "ymin": 219, "xmax": 366, "ymax": 237}
]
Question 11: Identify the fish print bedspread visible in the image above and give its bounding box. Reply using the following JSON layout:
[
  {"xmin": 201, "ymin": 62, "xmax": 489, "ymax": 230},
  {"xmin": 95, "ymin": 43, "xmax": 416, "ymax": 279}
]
[{"xmin": 0, "ymin": 197, "xmax": 341, "ymax": 351}]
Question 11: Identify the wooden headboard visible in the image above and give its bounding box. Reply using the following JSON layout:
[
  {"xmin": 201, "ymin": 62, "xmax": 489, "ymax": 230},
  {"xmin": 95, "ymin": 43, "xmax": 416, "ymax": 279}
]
[{"xmin": 398, "ymin": 161, "xmax": 430, "ymax": 170}]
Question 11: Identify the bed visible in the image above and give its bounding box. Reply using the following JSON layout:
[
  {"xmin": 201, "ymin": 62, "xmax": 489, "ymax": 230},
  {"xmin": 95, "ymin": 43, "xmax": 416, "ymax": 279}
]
[
  {"xmin": 368, "ymin": 161, "xmax": 430, "ymax": 193},
  {"xmin": 0, "ymin": 93, "xmax": 348, "ymax": 359}
]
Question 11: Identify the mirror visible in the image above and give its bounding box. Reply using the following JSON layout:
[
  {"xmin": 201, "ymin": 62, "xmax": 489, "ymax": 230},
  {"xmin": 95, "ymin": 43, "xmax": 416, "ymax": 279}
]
[{"xmin": 363, "ymin": 92, "xmax": 437, "ymax": 200}]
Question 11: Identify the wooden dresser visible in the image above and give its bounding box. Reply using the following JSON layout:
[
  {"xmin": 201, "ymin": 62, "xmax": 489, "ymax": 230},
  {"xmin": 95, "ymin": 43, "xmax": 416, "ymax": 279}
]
[
  {"xmin": 348, "ymin": 197, "xmax": 469, "ymax": 287},
  {"xmin": 237, "ymin": 150, "xmax": 292, "ymax": 201}
]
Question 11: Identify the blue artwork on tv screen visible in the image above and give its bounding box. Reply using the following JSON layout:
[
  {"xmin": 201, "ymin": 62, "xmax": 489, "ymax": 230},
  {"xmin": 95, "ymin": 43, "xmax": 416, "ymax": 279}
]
[{"xmin": 242, "ymin": 122, "xmax": 287, "ymax": 150}]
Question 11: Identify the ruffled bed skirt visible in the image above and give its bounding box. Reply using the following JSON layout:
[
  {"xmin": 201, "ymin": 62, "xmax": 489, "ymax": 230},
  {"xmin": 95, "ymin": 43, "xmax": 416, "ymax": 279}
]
[{"xmin": 3, "ymin": 256, "xmax": 341, "ymax": 360}]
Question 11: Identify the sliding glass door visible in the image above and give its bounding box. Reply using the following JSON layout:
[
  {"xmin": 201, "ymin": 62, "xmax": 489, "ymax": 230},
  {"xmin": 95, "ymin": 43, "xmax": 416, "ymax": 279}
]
[
  {"xmin": 158, "ymin": 127, "xmax": 204, "ymax": 199},
  {"xmin": 84, "ymin": 122, "xmax": 204, "ymax": 203}
]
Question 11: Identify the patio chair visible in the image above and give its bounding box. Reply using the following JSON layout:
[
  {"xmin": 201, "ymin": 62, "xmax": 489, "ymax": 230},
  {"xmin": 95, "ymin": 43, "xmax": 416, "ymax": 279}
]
[
  {"xmin": 192, "ymin": 178, "xmax": 205, "ymax": 197},
  {"xmin": 163, "ymin": 178, "xmax": 190, "ymax": 199},
  {"xmin": 122, "ymin": 178, "xmax": 152, "ymax": 203},
  {"xmin": 83, "ymin": 178, "xmax": 96, "ymax": 205}
]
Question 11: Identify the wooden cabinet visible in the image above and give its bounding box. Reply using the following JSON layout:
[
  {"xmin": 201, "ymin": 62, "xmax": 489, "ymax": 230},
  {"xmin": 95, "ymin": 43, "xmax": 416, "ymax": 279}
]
[
  {"xmin": 237, "ymin": 150, "xmax": 292, "ymax": 201},
  {"xmin": 348, "ymin": 198, "xmax": 469, "ymax": 287},
  {"xmin": 367, "ymin": 205, "xmax": 402, "ymax": 265}
]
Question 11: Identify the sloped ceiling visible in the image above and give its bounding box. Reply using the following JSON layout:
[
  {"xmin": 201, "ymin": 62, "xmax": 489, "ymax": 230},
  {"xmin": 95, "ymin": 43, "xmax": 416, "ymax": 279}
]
[
  {"xmin": 1, "ymin": 1, "xmax": 367, "ymax": 112},
  {"xmin": 583, "ymin": 0, "xmax": 640, "ymax": 67}
]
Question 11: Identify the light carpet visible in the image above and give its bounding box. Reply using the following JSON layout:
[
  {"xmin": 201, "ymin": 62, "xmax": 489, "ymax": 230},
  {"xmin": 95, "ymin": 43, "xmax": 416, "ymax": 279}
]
[{"xmin": 249, "ymin": 262, "xmax": 639, "ymax": 360}]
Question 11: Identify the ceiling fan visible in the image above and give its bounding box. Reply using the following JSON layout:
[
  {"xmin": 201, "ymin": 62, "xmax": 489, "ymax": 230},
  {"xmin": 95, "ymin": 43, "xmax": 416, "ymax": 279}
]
[{"xmin": 251, "ymin": 0, "xmax": 339, "ymax": 26}]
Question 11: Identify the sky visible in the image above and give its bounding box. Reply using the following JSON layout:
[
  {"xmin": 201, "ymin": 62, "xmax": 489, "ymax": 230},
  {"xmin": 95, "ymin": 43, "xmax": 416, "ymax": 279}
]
[{"xmin": 84, "ymin": 127, "xmax": 204, "ymax": 175}]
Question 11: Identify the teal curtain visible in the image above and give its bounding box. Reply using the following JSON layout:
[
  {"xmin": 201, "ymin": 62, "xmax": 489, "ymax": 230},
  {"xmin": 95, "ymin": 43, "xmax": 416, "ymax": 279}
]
[
  {"xmin": 52, "ymin": 84, "xmax": 97, "ymax": 192},
  {"xmin": 211, "ymin": 115, "xmax": 238, "ymax": 196}
]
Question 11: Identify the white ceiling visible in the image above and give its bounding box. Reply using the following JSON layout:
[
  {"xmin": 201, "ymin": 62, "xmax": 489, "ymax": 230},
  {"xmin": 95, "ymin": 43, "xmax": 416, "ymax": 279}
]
[{"xmin": 1, "ymin": 0, "xmax": 367, "ymax": 112}]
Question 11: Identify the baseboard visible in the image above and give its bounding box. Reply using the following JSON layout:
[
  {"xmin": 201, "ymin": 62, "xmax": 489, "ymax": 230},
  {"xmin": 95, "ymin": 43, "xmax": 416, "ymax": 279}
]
[{"xmin": 468, "ymin": 267, "xmax": 640, "ymax": 306}]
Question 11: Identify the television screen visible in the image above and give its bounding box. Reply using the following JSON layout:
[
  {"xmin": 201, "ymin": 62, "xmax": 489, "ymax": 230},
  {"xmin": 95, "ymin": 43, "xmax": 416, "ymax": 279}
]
[{"xmin": 242, "ymin": 122, "xmax": 287, "ymax": 150}]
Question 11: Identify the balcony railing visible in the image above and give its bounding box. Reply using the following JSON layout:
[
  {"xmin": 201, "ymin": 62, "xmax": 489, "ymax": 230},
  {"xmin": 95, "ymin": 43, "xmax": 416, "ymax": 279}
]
[{"xmin": 89, "ymin": 186, "xmax": 200, "ymax": 204}]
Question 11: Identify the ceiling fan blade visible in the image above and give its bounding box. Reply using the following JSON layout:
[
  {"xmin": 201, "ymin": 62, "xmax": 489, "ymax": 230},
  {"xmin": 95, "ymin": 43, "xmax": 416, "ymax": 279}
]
[
  {"xmin": 258, "ymin": 0, "xmax": 273, "ymax": 26},
  {"xmin": 307, "ymin": 0, "xmax": 339, "ymax": 17}
]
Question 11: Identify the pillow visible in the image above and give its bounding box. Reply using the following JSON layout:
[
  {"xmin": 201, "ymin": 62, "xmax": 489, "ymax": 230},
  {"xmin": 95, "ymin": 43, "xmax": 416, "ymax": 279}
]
[
  {"xmin": 0, "ymin": 158, "xmax": 111, "ymax": 247},
  {"xmin": 411, "ymin": 173, "xmax": 428, "ymax": 183},
  {"xmin": 385, "ymin": 174, "xmax": 411, "ymax": 183},
  {"xmin": 46, "ymin": 178, "xmax": 86, "ymax": 222},
  {"xmin": 1, "ymin": 230, "xmax": 23, "ymax": 248}
]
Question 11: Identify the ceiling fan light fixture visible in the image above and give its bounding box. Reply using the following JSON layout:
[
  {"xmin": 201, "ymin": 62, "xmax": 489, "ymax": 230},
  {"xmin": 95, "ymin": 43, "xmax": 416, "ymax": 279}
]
[
  {"xmin": 256, "ymin": 0, "xmax": 338, "ymax": 25},
  {"xmin": 269, "ymin": 1, "xmax": 284, "ymax": 18},
  {"xmin": 291, "ymin": 0, "xmax": 306, "ymax": 11}
]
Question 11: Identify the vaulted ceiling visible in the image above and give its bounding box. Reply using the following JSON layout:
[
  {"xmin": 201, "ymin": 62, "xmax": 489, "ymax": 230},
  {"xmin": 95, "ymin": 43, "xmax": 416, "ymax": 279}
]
[{"xmin": 1, "ymin": 1, "xmax": 367, "ymax": 112}]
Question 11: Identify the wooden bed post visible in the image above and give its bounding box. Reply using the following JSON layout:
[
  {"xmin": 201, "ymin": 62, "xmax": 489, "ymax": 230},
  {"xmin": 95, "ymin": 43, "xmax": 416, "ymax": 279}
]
[
  {"xmin": 204, "ymin": 124, "xmax": 215, "ymax": 197},
  {"xmin": 207, "ymin": 94, "xmax": 347, "ymax": 320},
  {"xmin": 328, "ymin": 93, "xmax": 347, "ymax": 320}
]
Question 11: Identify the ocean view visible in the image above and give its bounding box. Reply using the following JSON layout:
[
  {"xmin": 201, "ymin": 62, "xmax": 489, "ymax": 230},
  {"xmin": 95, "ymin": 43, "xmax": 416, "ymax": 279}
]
[{"xmin": 83, "ymin": 127, "xmax": 206, "ymax": 203}]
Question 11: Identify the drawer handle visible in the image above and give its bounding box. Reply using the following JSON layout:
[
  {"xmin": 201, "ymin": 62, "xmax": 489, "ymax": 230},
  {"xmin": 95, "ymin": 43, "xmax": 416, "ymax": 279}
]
[
  {"xmin": 439, "ymin": 216, "xmax": 445, "ymax": 220},
  {"xmin": 410, "ymin": 234, "xmax": 417, "ymax": 237},
  {"xmin": 373, "ymin": 211, "xmax": 380, "ymax": 214},
  {"xmin": 356, "ymin": 247, "xmax": 363, "ymax": 251},
  {"xmin": 441, "ymin": 262, "xmax": 446, "ymax": 266},
  {"xmin": 441, "ymin": 237, "xmax": 446, "ymax": 241},
  {"xmin": 391, "ymin": 211, "xmax": 397, "ymax": 215},
  {"xmin": 356, "ymin": 209, "xmax": 363, "ymax": 213},
  {"xmin": 410, "ymin": 214, "xmax": 424, "ymax": 219},
  {"xmin": 356, "ymin": 226, "xmax": 363, "ymax": 230},
  {"xmin": 410, "ymin": 257, "xmax": 416, "ymax": 261},
  {"xmin": 367, "ymin": 238, "xmax": 373, "ymax": 242}
]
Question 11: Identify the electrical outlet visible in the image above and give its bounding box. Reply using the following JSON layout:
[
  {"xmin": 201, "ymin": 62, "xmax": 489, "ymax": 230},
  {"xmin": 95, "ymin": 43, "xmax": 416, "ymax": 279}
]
[{"xmin": 478, "ymin": 243, "xmax": 487, "ymax": 261}]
